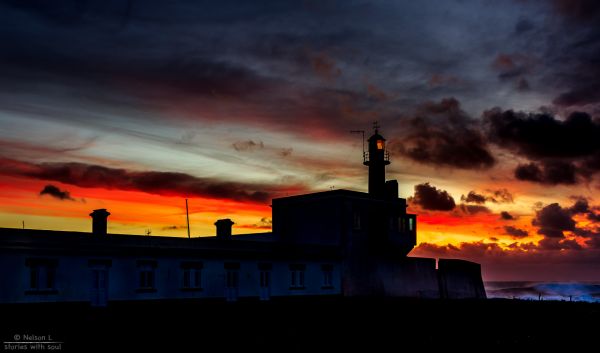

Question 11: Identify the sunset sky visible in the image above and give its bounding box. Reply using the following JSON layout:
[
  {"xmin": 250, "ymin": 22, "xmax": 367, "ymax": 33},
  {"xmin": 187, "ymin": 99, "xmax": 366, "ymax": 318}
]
[{"xmin": 1, "ymin": 0, "xmax": 600, "ymax": 281}]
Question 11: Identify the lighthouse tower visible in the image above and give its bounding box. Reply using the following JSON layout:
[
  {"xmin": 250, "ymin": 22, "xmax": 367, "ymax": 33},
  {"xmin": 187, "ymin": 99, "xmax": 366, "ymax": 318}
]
[{"xmin": 363, "ymin": 122, "xmax": 390, "ymax": 198}]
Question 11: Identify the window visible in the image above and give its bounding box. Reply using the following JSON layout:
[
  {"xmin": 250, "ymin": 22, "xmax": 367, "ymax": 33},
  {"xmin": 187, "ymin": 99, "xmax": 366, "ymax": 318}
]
[
  {"xmin": 258, "ymin": 263, "xmax": 272, "ymax": 288},
  {"xmin": 353, "ymin": 211, "xmax": 361, "ymax": 230},
  {"xmin": 181, "ymin": 262, "xmax": 203, "ymax": 290},
  {"xmin": 260, "ymin": 271, "xmax": 270, "ymax": 288},
  {"xmin": 409, "ymin": 217, "xmax": 414, "ymax": 231},
  {"xmin": 321, "ymin": 264, "xmax": 334, "ymax": 289},
  {"xmin": 137, "ymin": 260, "xmax": 157, "ymax": 292},
  {"xmin": 226, "ymin": 270, "xmax": 239, "ymax": 288},
  {"xmin": 25, "ymin": 258, "xmax": 58, "ymax": 294},
  {"xmin": 289, "ymin": 264, "xmax": 306, "ymax": 289},
  {"xmin": 398, "ymin": 216, "xmax": 405, "ymax": 231},
  {"xmin": 224, "ymin": 263, "xmax": 240, "ymax": 302},
  {"xmin": 376, "ymin": 139, "xmax": 384, "ymax": 150},
  {"xmin": 225, "ymin": 262, "xmax": 240, "ymax": 289}
]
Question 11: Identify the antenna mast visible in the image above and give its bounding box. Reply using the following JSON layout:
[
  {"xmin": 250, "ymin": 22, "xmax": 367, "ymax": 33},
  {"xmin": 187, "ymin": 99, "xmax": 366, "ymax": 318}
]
[
  {"xmin": 350, "ymin": 130, "xmax": 366, "ymax": 162},
  {"xmin": 185, "ymin": 198, "xmax": 191, "ymax": 239}
]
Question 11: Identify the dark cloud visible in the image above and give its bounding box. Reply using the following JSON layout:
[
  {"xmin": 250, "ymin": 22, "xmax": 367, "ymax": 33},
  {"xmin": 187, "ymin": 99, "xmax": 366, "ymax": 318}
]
[
  {"xmin": 39, "ymin": 184, "xmax": 75, "ymax": 201},
  {"xmin": 310, "ymin": 51, "xmax": 342, "ymax": 81},
  {"xmin": 567, "ymin": 196, "xmax": 600, "ymax": 223},
  {"xmin": 552, "ymin": 0, "xmax": 600, "ymax": 20},
  {"xmin": 537, "ymin": 237, "xmax": 583, "ymax": 251},
  {"xmin": 392, "ymin": 98, "xmax": 495, "ymax": 170},
  {"xmin": 514, "ymin": 163, "xmax": 543, "ymax": 182},
  {"xmin": 516, "ymin": 77, "xmax": 530, "ymax": 91},
  {"xmin": 548, "ymin": 0, "xmax": 600, "ymax": 107},
  {"xmin": 487, "ymin": 189, "xmax": 514, "ymax": 203},
  {"xmin": 514, "ymin": 161, "xmax": 578, "ymax": 185},
  {"xmin": 485, "ymin": 109, "xmax": 600, "ymax": 160},
  {"xmin": 491, "ymin": 53, "xmax": 532, "ymax": 80},
  {"xmin": 0, "ymin": 0, "xmax": 391, "ymax": 140},
  {"xmin": 410, "ymin": 183, "xmax": 456, "ymax": 211},
  {"xmin": 2, "ymin": 157, "xmax": 305, "ymax": 204},
  {"xmin": 531, "ymin": 199, "xmax": 600, "ymax": 240},
  {"xmin": 500, "ymin": 211, "xmax": 515, "ymax": 220},
  {"xmin": 504, "ymin": 226, "xmax": 528, "ymax": 238},
  {"xmin": 569, "ymin": 197, "xmax": 590, "ymax": 214},
  {"xmin": 458, "ymin": 204, "xmax": 491, "ymax": 215},
  {"xmin": 532, "ymin": 203, "xmax": 576, "ymax": 238},
  {"xmin": 461, "ymin": 191, "xmax": 486, "ymax": 204},
  {"xmin": 514, "ymin": 18, "xmax": 534, "ymax": 34},
  {"xmin": 232, "ymin": 140, "xmax": 264, "ymax": 152},
  {"xmin": 553, "ymin": 84, "xmax": 600, "ymax": 107},
  {"xmin": 462, "ymin": 189, "xmax": 514, "ymax": 204}
]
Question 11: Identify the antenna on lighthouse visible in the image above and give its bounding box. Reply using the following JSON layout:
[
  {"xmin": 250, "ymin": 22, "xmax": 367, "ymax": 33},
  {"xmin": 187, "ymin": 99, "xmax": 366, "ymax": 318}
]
[{"xmin": 350, "ymin": 129, "xmax": 366, "ymax": 162}]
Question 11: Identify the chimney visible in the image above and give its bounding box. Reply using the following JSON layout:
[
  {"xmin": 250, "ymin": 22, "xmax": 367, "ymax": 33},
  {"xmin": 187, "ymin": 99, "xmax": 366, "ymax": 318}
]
[
  {"xmin": 215, "ymin": 219, "xmax": 234, "ymax": 239},
  {"xmin": 90, "ymin": 209, "xmax": 110, "ymax": 235}
]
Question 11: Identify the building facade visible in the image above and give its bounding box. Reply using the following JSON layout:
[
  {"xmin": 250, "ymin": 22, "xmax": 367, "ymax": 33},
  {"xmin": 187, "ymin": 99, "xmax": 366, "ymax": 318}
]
[{"xmin": 0, "ymin": 127, "xmax": 486, "ymax": 306}]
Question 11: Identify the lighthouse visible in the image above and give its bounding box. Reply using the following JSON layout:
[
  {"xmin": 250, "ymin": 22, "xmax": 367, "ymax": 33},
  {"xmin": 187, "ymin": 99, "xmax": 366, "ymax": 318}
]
[{"xmin": 363, "ymin": 122, "xmax": 390, "ymax": 198}]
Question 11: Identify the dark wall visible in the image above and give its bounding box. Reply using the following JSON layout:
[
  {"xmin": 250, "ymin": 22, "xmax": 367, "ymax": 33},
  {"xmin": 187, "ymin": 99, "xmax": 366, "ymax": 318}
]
[{"xmin": 438, "ymin": 259, "xmax": 487, "ymax": 299}]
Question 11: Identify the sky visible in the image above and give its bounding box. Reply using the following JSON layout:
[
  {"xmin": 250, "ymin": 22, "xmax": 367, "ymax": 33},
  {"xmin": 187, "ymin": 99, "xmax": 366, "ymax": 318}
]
[{"xmin": 1, "ymin": 0, "xmax": 600, "ymax": 281}]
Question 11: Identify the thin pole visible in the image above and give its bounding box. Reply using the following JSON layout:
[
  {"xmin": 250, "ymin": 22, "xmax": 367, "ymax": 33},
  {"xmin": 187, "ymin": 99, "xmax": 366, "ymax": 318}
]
[
  {"xmin": 186, "ymin": 198, "xmax": 191, "ymax": 239},
  {"xmin": 350, "ymin": 130, "xmax": 366, "ymax": 159}
]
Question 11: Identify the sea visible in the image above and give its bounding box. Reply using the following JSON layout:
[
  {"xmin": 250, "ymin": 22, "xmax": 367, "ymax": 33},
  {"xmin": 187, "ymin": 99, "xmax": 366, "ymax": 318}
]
[{"xmin": 485, "ymin": 281, "xmax": 600, "ymax": 302}]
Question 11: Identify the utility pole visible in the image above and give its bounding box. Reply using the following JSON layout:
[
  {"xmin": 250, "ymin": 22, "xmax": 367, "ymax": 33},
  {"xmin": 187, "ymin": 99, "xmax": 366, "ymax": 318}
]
[{"xmin": 186, "ymin": 198, "xmax": 191, "ymax": 239}]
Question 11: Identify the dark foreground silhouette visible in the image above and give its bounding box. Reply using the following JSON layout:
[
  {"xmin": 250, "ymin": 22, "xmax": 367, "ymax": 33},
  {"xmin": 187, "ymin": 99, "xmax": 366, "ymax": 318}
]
[{"xmin": 1, "ymin": 297, "xmax": 598, "ymax": 352}]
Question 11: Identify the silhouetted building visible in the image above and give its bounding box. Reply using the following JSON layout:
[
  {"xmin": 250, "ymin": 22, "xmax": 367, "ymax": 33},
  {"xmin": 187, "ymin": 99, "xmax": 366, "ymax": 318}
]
[{"xmin": 0, "ymin": 126, "xmax": 485, "ymax": 305}]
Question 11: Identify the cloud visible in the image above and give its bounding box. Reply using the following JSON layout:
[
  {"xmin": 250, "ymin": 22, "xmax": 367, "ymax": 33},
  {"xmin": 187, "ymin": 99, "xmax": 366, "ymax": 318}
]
[
  {"xmin": 279, "ymin": 148, "xmax": 293, "ymax": 157},
  {"xmin": 500, "ymin": 211, "xmax": 515, "ymax": 220},
  {"xmin": 461, "ymin": 191, "xmax": 486, "ymax": 204},
  {"xmin": 547, "ymin": 0, "xmax": 600, "ymax": 107},
  {"xmin": 458, "ymin": 204, "xmax": 491, "ymax": 215},
  {"xmin": 530, "ymin": 199, "xmax": 600, "ymax": 241},
  {"xmin": 552, "ymin": 0, "xmax": 600, "ymax": 20},
  {"xmin": 410, "ymin": 183, "xmax": 456, "ymax": 211},
  {"xmin": 491, "ymin": 53, "xmax": 532, "ymax": 80},
  {"xmin": 569, "ymin": 196, "xmax": 590, "ymax": 214},
  {"xmin": 412, "ymin": 240, "xmax": 600, "ymax": 281},
  {"xmin": 568, "ymin": 196, "xmax": 600, "ymax": 223},
  {"xmin": 514, "ymin": 161, "xmax": 577, "ymax": 185},
  {"xmin": 487, "ymin": 189, "xmax": 514, "ymax": 203},
  {"xmin": 485, "ymin": 109, "xmax": 600, "ymax": 160},
  {"xmin": 310, "ymin": 51, "xmax": 342, "ymax": 82},
  {"xmin": 532, "ymin": 203, "xmax": 576, "ymax": 238},
  {"xmin": 237, "ymin": 217, "xmax": 272, "ymax": 230},
  {"xmin": 232, "ymin": 140, "xmax": 264, "ymax": 152},
  {"xmin": 461, "ymin": 189, "xmax": 514, "ymax": 204},
  {"xmin": 486, "ymin": 108, "xmax": 600, "ymax": 185},
  {"xmin": 427, "ymin": 74, "xmax": 461, "ymax": 88},
  {"xmin": 516, "ymin": 77, "xmax": 530, "ymax": 91},
  {"xmin": 392, "ymin": 98, "xmax": 495, "ymax": 170},
  {"xmin": 161, "ymin": 225, "xmax": 187, "ymax": 231},
  {"xmin": 39, "ymin": 184, "xmax": 75, "ymax": 201},
  {"xmin": 514, "ymin": 18, "xmax": 534, "ymax": 34},
  {"xmin": 504, "ymin": 225, "xmax": 528, "ymax": 238},
  {"xmin": 1, "ymin": 157, "xmax": 306, "ymax": 204}
]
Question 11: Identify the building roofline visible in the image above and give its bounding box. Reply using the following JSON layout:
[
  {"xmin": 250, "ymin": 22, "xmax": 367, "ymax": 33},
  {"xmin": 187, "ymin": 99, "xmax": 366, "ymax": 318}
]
[
  {"xmin": 272, "ymin": 189, "xmax": 407, "ymax": 204},
  {"xmin": 0, "ymin": 227, "xmax": 340, "ymax": 260}
]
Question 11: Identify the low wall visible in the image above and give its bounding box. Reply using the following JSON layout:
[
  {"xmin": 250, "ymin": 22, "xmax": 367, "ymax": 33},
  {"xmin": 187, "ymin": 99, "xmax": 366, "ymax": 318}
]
[{"xmin": 438, "ymin": 258, "xmax": 486, "ymax": 299}]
